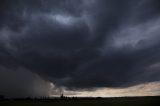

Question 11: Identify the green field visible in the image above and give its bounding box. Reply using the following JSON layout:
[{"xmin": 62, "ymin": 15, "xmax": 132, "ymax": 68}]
[{"xmin": 0, "ymin": 97, "xmax": 160, "ymax": 106}]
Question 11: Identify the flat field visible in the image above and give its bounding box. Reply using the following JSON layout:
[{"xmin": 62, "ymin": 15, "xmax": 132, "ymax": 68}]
[{"xmin": 0, "ymin": 97, "xmax": 160, "ymax": 106}]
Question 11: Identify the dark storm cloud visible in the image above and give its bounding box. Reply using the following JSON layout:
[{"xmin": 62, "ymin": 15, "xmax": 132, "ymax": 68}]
[
  {"xmin": 0, "ymin": 66, "xmax": 51, "ymax": 98},
  {"xmin": 0, "ymin": 0, "xmax": 160, "ymax": 97}
]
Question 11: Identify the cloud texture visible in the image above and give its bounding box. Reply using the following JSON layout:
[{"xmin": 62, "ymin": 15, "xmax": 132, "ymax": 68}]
[{"xmin": 0, "ymin": 0, "xmax": 160, "ymax": 97}]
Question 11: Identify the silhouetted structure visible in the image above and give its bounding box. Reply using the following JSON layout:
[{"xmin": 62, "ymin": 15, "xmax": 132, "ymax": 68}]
[{"xmin": 60, "ymin": 93, "xmax": 64, "ymax": 99}]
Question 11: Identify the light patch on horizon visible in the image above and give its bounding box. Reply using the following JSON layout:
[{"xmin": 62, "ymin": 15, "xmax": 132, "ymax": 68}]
[{"xmin": 50, "ymin": 81, "xmax": 160, "ymax": 97}]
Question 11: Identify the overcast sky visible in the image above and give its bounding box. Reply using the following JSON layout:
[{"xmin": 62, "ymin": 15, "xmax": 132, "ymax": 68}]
[{"xmin": 0, "ymin": 0, "xmax": 160, "ymax": 98}]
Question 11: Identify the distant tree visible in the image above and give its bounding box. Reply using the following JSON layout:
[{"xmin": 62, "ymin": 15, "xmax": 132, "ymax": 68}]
[
  {"xmin": 0, "ymin": 95, "xmax": 4, "ymax": 100},
  {"xmin": 26, "ymin": 96, "xmax": 31, "ymax": 100}
]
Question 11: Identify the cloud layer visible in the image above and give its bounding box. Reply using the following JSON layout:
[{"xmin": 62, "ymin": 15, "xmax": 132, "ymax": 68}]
[{"xmin": 0, "ymin": 0, "xmax": 160, "ymax": 97}]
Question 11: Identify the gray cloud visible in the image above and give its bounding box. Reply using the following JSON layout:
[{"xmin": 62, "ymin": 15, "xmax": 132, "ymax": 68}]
[
  {"xmin": 0, "ymin": 66, "xmax": 51, "ymax": 98},
  {"xmin": 0, "ymin": 0, "xmax": 160, "ymax": 97}
]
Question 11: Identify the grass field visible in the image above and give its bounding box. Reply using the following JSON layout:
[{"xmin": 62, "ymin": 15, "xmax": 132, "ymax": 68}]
[{"xmin": 0, "ymin": 97, "xmax": 160, "ymax": 106}]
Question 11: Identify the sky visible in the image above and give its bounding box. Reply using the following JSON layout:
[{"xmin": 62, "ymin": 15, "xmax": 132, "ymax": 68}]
[{"xmin": 0, "ymin": 0, "xmax": 160, "ymax": 98}]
